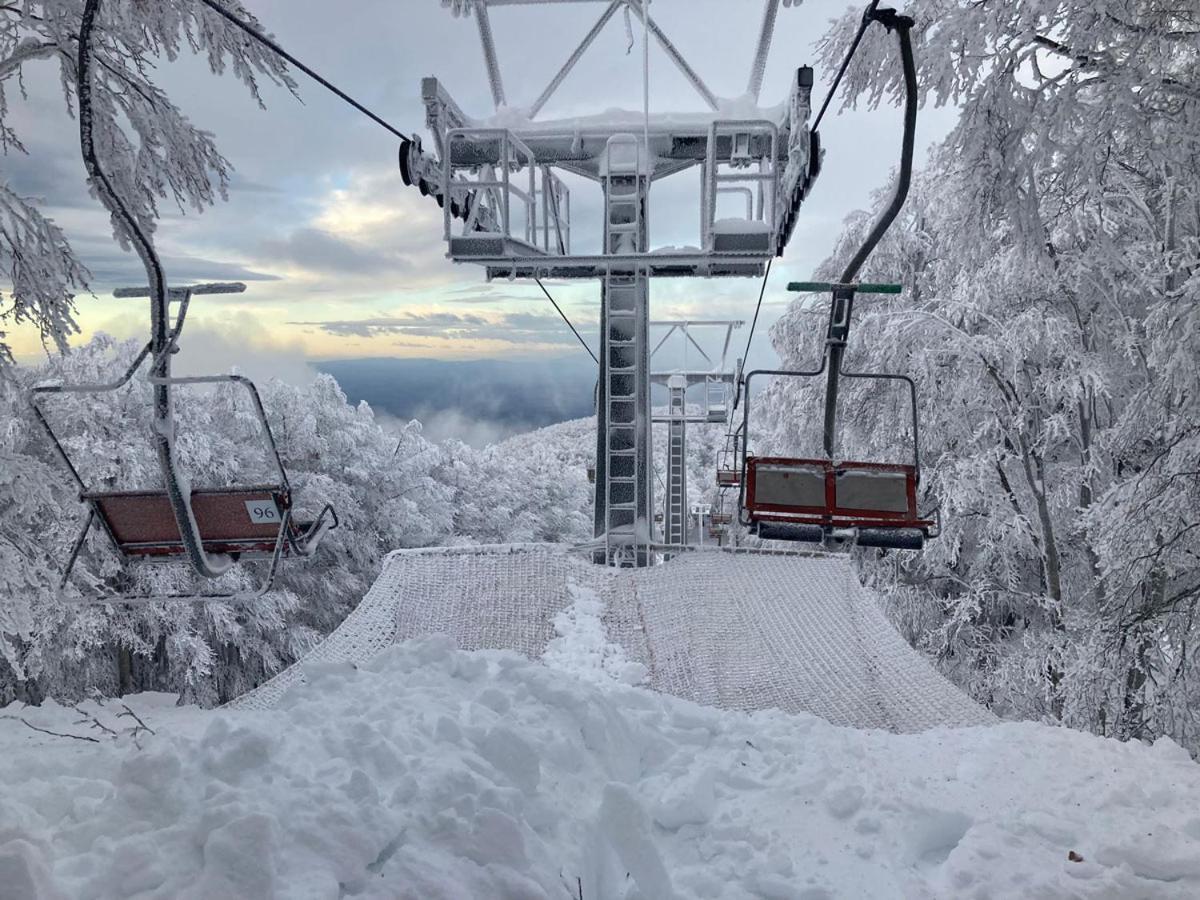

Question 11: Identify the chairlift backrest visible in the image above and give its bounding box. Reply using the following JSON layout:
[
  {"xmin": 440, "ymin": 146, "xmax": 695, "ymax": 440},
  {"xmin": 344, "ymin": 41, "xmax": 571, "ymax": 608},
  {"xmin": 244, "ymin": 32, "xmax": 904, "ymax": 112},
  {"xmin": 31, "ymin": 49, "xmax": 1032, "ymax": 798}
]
[{"xmin": 744, "ymin": 456, "xmax": 929, "ymax": 529}]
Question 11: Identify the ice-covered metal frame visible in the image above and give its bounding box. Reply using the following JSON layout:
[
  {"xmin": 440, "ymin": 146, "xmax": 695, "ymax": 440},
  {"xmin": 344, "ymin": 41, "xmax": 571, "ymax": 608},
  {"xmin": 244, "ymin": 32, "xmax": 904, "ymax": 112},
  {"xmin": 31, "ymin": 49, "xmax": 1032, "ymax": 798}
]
[
  {"xmin": 448, "ymin": 0, "xmax": 786, "ymax": 111},
  {"xmin": 442, "ymin": 128, "xmax": 572, "ymax": 258},
  {"xmin": 736, "ymin": 364, "xmax": 938, "ymax": 549},
  {"xmin": 703, "ymin": 120, "xmax": 779, "ymax": 254},
  {"xmin": 419, "ymin": 0, "xmax": 818, "ymax": 279},
  {"xmin": 29, "ymin": 284, "xmax": 338, "ymax": 603}
]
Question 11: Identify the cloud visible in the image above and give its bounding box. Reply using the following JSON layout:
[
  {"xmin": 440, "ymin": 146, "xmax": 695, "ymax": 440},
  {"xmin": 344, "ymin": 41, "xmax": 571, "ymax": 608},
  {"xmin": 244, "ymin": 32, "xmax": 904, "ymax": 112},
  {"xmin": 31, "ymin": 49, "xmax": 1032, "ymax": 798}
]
[
  {"xmin": 261, "ymin": 227, "xmax": 407, "ymax": 276},
  {"xmin": 169, "ymin": 312, "xmax": 317, "ymax": 387},
  {"xmin": 377, "ymin": 407, "xmax": 520, "ymax": 449},
  {"xmin": 75, "ymin": 247, "xmax": 281, "ymax": 288},
  {"xmin": 289, "ymin": 310, "xmax": 597, "ymax": 348},
  {"xmin": 288, "ymin": 311, "xmax": 486, "ymax": 338},
  {"xmin": 2, "ymin": 140, "xmax": 92, "ymax": 210}
]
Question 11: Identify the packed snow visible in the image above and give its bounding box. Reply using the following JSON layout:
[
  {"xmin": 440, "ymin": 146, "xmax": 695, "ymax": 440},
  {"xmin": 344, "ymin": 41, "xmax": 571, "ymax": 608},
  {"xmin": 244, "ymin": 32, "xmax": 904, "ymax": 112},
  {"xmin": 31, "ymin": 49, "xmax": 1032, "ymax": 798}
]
[{"xmin": 2, "ymin": 635, "xmax": 1199, "ymax": 899}]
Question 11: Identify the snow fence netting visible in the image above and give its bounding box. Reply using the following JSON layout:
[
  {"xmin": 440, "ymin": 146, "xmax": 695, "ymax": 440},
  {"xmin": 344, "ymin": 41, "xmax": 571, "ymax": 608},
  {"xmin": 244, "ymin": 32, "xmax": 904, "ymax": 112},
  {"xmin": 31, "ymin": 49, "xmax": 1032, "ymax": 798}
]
[{"xmin": 231, "ymin": 544, "xmax": 994, "ymax": 731}]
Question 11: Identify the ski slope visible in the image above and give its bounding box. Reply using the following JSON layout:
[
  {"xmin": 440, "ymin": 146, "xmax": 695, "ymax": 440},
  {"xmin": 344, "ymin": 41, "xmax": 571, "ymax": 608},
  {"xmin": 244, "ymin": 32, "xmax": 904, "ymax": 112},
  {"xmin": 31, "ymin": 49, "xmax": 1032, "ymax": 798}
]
[{"xmin": 232, "ymin": 545, "xmax": 993, "ymax": 732}]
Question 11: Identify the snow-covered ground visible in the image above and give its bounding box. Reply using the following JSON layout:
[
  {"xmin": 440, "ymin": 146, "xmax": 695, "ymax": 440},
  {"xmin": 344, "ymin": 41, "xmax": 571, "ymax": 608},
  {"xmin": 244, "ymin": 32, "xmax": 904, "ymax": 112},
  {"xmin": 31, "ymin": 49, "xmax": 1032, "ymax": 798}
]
[{"xmin": 3, "ymin": 636, "xmax": 1199, "ymax": 899}]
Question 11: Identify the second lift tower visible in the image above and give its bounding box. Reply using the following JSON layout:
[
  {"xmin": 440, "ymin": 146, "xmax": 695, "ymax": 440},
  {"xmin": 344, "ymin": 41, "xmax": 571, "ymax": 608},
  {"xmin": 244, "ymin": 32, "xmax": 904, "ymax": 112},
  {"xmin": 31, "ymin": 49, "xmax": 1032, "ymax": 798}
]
[{"xmin": 399, "ymin": 0, "xmax": 822, "ymax": 565}]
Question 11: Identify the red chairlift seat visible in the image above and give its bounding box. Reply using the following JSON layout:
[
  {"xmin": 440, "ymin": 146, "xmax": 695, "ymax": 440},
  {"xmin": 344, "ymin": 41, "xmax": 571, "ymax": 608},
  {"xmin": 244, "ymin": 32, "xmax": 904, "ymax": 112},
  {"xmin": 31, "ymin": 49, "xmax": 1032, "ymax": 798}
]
[
  {"xmin": 744, "ymin": 456, "xmax": 934, "ymax": 549},
  {"xmin": 81, "ymin": 486, "xmax": 335, "ymax": 561},
  {"xmin": 716, "ymin": 468, "xmax": 741, "ymax": 487}
]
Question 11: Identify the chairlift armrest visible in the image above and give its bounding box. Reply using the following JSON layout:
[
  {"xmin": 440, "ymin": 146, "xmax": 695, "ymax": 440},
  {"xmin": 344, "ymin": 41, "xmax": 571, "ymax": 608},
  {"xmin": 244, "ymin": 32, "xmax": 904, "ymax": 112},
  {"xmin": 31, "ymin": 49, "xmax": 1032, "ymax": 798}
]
[
  {"xmin": 918, "ymin": 504, "xmax": 942, "ymax": 539},
  {"xmin": 291, "ymin": 503, "xmax": 339, "ymax": 555},
  {"xmin": 787, "ymin": 281, "xmax": 902, "ymax": 294}
]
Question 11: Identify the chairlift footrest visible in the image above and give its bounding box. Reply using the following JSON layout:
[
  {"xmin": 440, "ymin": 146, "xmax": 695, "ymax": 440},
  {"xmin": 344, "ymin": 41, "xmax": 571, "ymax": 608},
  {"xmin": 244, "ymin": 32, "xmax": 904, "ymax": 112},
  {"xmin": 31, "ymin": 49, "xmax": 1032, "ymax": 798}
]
[{"xmin": 787, "ymin": 281, "xmax": 902, "ymax": 294}]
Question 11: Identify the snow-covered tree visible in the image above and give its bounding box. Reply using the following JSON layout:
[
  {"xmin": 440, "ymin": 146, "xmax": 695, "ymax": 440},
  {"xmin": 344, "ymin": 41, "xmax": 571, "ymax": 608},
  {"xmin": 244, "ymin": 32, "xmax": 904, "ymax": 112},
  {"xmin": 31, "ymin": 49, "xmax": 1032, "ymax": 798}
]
[
  {"xmin": 765, "ymin": 0, "xmax": 1200, "ymax": 749},
  {"xmin": 439, "ymin": 419, "xmax": 594, "ymax": 545},
  {"xmin": 0, "ymin": 0, "xmax": 293, "ymax": 366}
]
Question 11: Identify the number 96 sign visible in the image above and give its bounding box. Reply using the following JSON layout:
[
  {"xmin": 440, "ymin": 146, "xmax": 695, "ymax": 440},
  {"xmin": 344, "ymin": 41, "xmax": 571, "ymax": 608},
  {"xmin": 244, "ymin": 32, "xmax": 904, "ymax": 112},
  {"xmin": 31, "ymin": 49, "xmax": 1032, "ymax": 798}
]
[{"xmin": 245, "ymin": 499, "xmax": 281, "ymax": 524}]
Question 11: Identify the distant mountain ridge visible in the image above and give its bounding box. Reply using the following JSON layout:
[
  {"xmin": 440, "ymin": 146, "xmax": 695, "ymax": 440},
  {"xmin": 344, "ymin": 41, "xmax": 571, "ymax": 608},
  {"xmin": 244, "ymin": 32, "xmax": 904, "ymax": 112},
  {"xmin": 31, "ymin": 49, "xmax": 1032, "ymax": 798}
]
[{"xmin": 318, "ymin": 356, "xmax": 596, "ymax": 444}]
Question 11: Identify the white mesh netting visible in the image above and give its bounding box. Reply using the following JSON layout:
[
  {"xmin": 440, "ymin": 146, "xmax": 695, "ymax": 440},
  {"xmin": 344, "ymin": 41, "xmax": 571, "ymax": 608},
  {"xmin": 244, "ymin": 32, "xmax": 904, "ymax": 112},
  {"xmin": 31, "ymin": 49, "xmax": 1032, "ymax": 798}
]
[{"xmin": 230, "ymin": 544, "xmax": 994, "ymax": 732}]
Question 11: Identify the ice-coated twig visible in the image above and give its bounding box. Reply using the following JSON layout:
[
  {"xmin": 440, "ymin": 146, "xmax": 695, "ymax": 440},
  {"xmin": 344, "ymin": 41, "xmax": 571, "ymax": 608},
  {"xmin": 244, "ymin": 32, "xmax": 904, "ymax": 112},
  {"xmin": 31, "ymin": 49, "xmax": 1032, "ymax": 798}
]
[
  {"xmin": 1, "ymin": 714, "xmax": 101, "ymax": 743},
  {"xmin": 71, "ymin": 704, "xmax": 118, "ymax": 737},
  {"xmin": 117, "ymin": 702, "xmax": 156, "ymax": 736}
]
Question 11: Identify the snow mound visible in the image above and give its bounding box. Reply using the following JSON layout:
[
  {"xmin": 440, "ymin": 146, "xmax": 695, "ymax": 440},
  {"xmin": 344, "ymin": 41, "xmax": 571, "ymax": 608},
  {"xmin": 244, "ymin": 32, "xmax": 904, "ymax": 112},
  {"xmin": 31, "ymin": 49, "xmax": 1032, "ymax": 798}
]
[
  {"xmin": 3, "ymin": 638, "xmax": 1199, "ymax": 898},
  {"xmin": 233, "ymin": 545, "xmax": 992, "ymax": 732}
]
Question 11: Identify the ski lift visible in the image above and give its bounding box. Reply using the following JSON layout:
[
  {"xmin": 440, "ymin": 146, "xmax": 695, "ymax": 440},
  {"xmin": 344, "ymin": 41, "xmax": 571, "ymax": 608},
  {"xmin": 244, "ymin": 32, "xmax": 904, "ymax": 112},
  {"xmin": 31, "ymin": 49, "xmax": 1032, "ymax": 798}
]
[
  {"xmin": 738, "ymin": 281, "xmax": 938, "ymax": 551},
  {"xmin": 30, "ymin": 283, "xmax": 338, "ymax": 602},
  {"xmin": 735, "ymin": 7, "xmax": 935, "ymax": 552},
  {"xmin": 38, "ymin": 16, "xmax": 338, "ymax": 603}
]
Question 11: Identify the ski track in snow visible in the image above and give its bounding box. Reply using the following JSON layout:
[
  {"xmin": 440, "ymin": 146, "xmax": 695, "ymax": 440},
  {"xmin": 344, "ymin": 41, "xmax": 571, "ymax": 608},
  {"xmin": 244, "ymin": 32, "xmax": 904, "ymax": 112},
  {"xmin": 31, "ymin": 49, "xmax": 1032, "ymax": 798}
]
[
  {"xmin": 542, "ymin": 580, "xmax": 649, "ymax": 688},
  {"xmin": 2, "ymin": 636, "xmax": 1200, "ymax": 899}
]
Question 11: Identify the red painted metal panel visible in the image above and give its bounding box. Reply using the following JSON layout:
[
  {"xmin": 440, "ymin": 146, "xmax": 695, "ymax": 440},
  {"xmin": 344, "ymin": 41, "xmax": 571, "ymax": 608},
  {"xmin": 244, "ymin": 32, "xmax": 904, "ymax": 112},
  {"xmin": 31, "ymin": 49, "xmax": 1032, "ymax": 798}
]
[
  {"xmin": 745, "ymin": 456, "xmax": 933, "ymax": 530},
  {"xmin": 84, "ymin": 487, "xmax": 295, "ymax": 559}
]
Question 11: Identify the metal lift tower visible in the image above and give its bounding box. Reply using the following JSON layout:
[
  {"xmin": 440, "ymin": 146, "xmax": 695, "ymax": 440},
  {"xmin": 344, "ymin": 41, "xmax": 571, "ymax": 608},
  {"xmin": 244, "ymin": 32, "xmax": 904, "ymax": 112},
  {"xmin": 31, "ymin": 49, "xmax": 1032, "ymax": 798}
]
[
  {"xmin": 399, "ymin": 0, "xmax": 821, "ymax": 565},
  {"xmin": 650, "ymin": 320, "xmax": 743, "ymax": 551}
]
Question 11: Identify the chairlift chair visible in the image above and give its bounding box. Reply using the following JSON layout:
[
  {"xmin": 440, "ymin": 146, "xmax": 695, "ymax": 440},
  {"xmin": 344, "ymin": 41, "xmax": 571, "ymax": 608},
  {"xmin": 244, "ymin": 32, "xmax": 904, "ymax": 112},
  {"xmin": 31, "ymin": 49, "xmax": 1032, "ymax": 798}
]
[
  {"xmin": 30, "ymin": 283, "xmax": 338, "ymax": 602},
  {"xmin": 737, "ymin": 282, "xmax": 938, "ymax": 551},
  {"xmin": 734, "ymin": 8, "xmax": 933, "ymax": 552},
  {"xmin": 44, "ymin": 15, "xmax": 338, "ymax": 604}
]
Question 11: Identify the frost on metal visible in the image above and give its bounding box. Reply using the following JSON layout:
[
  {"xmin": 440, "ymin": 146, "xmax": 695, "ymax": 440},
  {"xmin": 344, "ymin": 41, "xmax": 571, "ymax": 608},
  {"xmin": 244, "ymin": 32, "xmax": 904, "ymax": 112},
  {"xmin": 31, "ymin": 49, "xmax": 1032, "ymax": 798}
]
[{"xmin": 231, "ymin": 544, "xmax": 994, "ymax": 732}]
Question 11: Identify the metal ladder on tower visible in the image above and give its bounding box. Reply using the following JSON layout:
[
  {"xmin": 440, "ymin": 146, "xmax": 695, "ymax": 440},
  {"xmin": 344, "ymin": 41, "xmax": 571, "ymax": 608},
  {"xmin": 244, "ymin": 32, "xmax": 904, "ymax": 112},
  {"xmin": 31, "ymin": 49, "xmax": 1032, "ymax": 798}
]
[
  {"xmin": 665, "ymin": 374, "xmax": 688, "ymax": 550},
  {"xmin": 598, "ymin": 133, "xmax": 650, "ymax": 566}
]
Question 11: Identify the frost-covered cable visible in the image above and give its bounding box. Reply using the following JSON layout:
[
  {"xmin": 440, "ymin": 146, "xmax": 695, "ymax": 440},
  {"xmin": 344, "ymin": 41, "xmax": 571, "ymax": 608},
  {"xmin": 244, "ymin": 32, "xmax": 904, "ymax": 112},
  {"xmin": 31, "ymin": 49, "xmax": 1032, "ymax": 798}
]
[
  {"xmin": 535, "ymin": 277, "xmax": 598, "ymax": 365},
  {"xmin": 812, "ymin": 0, "xmax": 881, "ymax": 132},
  {"xmin": 194, "ymin": 0, "xmax": 411, "ymax": 142},
  {"xmin": 641, "ymin": 0, "xmax": 650, "ymax": 157},
  {"xmin": 734, "ymin": 257, "xmax": 773, "ymax": 410}
]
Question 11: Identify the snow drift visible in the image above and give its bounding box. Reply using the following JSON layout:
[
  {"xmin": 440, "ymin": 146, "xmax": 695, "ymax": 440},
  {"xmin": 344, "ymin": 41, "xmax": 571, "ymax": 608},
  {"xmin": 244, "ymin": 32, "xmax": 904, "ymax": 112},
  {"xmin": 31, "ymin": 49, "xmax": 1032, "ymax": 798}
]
[{"xmin": 3, "ymin": 636, "xmax": 1199, "ymax": 898}]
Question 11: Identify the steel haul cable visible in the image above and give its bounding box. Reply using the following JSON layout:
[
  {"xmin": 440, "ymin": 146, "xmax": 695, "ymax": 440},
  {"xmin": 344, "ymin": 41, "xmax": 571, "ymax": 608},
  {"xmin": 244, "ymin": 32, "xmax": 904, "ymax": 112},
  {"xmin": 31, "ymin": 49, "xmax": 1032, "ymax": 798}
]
[
  {"xmin": 733, "ymin": 257, "xmax": 772, "ymax": 410},
  {"xmin": 535, "ymin": 277, "xmax": 599, "ymax": 365},
  {"xmin": 195, "ymin": 0, "xmax": 411, "ymax": 141},
  {"xmin": 813, "ymin": 0, "xmax": 882, "ymax": 132}
]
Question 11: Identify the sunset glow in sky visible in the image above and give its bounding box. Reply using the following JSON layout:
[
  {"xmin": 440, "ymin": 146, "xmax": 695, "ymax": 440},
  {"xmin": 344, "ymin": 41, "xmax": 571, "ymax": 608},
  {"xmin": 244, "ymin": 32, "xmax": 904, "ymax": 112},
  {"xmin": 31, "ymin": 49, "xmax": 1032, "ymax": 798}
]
[{"xmin": 8, "ymin": 0, "xmax": 954, "ymax": 373}]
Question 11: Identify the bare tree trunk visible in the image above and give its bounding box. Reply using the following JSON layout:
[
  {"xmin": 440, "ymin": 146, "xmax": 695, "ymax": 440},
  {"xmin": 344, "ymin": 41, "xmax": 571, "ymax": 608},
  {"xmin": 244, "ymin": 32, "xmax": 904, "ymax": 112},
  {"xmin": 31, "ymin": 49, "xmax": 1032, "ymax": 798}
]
[{"xmin": 117, "ymin": 644, "xmax": 133, "ymax": 697}]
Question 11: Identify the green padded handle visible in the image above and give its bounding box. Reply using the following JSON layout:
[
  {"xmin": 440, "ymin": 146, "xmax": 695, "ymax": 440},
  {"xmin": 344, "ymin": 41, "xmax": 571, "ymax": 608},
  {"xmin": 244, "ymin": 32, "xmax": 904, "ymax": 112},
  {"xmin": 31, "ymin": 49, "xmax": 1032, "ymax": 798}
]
[{"xmin": 787, "ymin": 281, "xmax": 902, "ymax": 294}]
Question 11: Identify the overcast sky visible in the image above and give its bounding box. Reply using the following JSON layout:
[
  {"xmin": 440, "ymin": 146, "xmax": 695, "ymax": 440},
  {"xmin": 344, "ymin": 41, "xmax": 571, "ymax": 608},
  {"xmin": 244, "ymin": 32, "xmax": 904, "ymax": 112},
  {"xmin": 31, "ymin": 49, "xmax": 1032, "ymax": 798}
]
[{"xmin": 7, "ymin": 0, "xmax": 957, "ymax": 376}]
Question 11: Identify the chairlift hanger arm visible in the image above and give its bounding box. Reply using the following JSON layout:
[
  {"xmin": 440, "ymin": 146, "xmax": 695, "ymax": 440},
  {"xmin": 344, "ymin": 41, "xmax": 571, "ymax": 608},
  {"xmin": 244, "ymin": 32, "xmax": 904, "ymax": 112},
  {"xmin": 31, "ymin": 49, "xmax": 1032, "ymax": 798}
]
[
  {"xmin": 75, "ymin": 0, "xmax": 282, "ymax": 582},
  {"xmin": 816, "ymin": 9, "xmax": 917, "ymax": 458},
  {"xmin": 837, "ymin": 7, "xmax": 917, "ymax": 287}
]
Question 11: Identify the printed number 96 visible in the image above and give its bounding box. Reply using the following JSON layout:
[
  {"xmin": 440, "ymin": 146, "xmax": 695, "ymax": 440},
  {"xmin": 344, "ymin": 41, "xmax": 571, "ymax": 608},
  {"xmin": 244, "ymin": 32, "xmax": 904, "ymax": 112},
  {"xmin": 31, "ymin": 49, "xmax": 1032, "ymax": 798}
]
[{"xmin": 246, "ymin": 500, "xmax": 280, "ymax": 523}]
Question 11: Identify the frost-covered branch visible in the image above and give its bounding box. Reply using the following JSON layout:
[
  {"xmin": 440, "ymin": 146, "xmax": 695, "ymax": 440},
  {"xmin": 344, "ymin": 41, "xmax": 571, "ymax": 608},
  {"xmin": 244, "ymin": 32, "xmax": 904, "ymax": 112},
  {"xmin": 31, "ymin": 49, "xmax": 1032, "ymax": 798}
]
[
  {"xmin": 0, "ymin": 713, "xmax": 100, "ymax": 742},
  {"xmin": 0, "ymin": 0, "xmax": 298, "ymax": 367}
]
